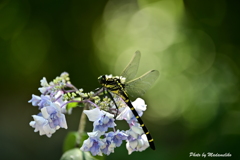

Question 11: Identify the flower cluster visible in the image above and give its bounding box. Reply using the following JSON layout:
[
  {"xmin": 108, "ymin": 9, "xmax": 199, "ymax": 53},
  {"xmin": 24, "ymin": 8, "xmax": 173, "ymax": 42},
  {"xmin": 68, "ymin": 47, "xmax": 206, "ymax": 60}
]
[
  {"xmin": 29, "ymin": 72, "xmax": 151, "ymax": 156},
  {"xmin": 28, "ymin": 72, "xmax": 78, "ymax": 137},
  {"xmin": 80, "ymin": 98, "xmax": 150, "ymax": 155}
]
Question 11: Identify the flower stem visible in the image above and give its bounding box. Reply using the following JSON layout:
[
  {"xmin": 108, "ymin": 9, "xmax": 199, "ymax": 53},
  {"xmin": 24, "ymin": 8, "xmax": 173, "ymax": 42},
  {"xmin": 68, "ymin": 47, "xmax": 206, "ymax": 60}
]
[{"xmin": 77, "ymin": 105, "xmax": 87, "ymax": 145}]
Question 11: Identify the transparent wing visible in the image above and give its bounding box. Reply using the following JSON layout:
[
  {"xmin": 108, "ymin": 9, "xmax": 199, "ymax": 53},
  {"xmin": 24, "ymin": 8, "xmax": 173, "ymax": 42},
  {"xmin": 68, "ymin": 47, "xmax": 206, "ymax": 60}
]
[
  {"xmin": 120, "ymin": 51, "xmax": 141, "ymax": 81},
  {"xmin": 125, "ymin": 70, "xmax": 160, "ymax": 100}
]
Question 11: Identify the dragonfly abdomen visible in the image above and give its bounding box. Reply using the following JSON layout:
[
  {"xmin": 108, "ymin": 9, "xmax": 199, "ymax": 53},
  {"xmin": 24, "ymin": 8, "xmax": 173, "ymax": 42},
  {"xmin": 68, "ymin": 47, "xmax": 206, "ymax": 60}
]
[{"xmin": 126, "ymin": 101, "xmax": 156, "ymax": 150}]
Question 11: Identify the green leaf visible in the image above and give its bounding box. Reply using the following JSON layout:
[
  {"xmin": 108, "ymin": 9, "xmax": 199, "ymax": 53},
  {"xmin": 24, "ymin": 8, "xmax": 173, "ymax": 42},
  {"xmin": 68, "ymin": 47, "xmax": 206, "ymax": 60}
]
[
  {"xmin": 66, "ymin": 99, "xmax": 85, "ymax": 111},
  {"xmin": 60, "ymin": 148, "xmax": 82, "ymax": 160},
  {"xmin": 82, "ymin": 152, "xmax": 99, "ymax": 160},
  {"xmin": 60, "ymin": 148, "xmax": 99, "ymax": 160},
  {"xmin": 66, "ymin": 102, "xmax": 79, "ymax": 111},
  {"xmin": 63, "ymin": 132, "xmax": 80, "ymax": 152},
  {"xmin": 79, "ymin": 132, "xmax": 88, "ymax": 146},
  {"xmin": 93, "ymin": 155, "xmax": 105, "ymax": 160},
  {"xmin": 63, "ymin": 132, "xmax": 90, "ymax": 153}
]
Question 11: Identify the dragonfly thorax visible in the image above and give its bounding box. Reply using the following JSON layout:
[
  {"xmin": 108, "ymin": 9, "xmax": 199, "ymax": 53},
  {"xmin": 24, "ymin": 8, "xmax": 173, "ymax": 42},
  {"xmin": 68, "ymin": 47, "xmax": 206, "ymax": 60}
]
[{"xmin": 98, "ymin": 74, "xmax": 126, "ymax": 87}]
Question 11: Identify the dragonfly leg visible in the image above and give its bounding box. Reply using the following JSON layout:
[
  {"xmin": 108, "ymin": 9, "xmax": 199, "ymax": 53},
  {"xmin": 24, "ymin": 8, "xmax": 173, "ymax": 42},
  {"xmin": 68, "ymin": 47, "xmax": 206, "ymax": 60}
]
[{"xmin": 106, "ymin": 89, "xmax": 119, "ymax": 118}]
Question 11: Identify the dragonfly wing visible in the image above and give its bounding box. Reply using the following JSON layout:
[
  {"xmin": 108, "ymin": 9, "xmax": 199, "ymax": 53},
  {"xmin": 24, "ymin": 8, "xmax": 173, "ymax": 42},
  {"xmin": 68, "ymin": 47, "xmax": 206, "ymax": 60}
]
[
  {"xmin": 120, "ymin": 51, "xmax": 141, "ymax": 81},
  {"xmin": 125, "ymin": 70, "xmax": 160, "ymax": 100}
]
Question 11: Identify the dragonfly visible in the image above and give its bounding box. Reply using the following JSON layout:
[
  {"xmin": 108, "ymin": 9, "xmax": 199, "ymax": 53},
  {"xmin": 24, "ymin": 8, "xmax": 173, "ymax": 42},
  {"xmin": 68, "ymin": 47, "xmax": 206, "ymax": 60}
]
[{"xmin": 98, "ymin": 51, "xmax": 159, "ymax": 150}]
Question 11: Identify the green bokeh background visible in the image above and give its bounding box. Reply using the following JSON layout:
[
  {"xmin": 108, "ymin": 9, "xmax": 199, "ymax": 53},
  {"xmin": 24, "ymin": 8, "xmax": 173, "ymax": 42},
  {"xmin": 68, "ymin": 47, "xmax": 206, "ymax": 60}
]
[{"xmin": 1, "ymin": 0, "xmax": 240, "ymax": 159}]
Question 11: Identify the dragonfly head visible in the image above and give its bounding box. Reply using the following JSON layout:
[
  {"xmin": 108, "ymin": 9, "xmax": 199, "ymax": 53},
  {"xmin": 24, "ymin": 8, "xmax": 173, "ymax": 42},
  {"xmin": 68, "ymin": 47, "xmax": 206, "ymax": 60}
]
[{"xmin": 98, "ymin": 75, "xmax": 107, "ymax": 85}]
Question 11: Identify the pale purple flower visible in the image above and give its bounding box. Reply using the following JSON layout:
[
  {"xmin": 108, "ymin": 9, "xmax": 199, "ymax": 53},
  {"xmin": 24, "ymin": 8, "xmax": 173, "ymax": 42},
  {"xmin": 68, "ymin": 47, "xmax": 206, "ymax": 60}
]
[
  {"xmin": 40, "ymin": 77, "xmax": 49, "ymax": 87},
  {"xmin": 126, "ymin": 134, "xmax": 149, "ymax": 155},
  {"xmin": 29, "ymin": 113, "xmax": 56, "ymax": 137},
  {"xmin": 29, "ymin": 73, "xmax": 74, "ymax": 139},
  {"xmin": 38, "ymin": 77, "xmax": 49, "ymax": 94},
  {"xmin": 106, "ymin": 130, "xmax": 128, "ymax": 147},
  {"xmin": 94, "ymin": 115, "xmax": 116, "ymax": 132},
  {"xmin": 116, "ymin": 98, "xmax": 147, "ymax": 123},
  {"xmin": 101, "ymin": 136, "xmax": 115, "ymax": 155},
  {"xmin": 30, "ymin": 102, "xmax": 68, "ymax": 137},
  {"xmin": 53, "ymin": 90, "xmax": 67, "ymax": 113},
  {"xmin": 28, "ymin": 94, "xmax": 41, "ymax": 106},
  {"xmin": 84, "ymin": 108, "xmax": 116, "ymax": 132},
  {"xmin": 29, "ymin": 92, "xmax": 66, "ymax": 111},
  {"xmin": 80, "ymin": 132, "xmax": 104, "ymax": 156},
  {"xmin": 100, "ymin": 130, "xmax": 128, "ymax": 155},
  {"xmin": 124, "ymin": 123, "xmax": 146, "ymax": 153},
  {"xmin": 41, "ymin": 103, "xmax": 68, "ymax": 129},
  {"xmin": 37, "ymin": 95, "xmax": 51, "ymax": 109},
  {"xmin": 128, "ymin": 123, "xmax": 144, "ymax": 137},
  {"xmin": 124, "ymin": 122, "xmax": 149, "ymax": 154}
]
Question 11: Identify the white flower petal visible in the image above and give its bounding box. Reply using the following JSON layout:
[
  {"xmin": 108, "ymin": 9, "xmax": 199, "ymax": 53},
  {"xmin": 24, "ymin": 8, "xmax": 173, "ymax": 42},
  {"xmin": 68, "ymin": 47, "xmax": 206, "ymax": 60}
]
[
  {"xmin": 29, "ymin": 121, "xmax": 35, "ymax": 127},
  {"xmin": 129, "ymin": 140, "xmax": 138, "ymax": 148},
  {"xmin": 138, "ymin": 135, "xmax": 149, "ymax": 151},
  {"xmin": 116, "ymin": 107, "xmax": 131, "ymax": 120},
  {"xmin": 41, "ymin": 107, "xmax": 49, "ymax": 119},
  {"xmin": 43, "ymin": 123, "xmax": 55, "ymax": 134},
  {"xmin": 84, "ymin": 108, "xmax": 102, "ymax": 121},
  {"xmin": 132, "ymin": 98, "xmax": 147, "ymax": 112},
  {"xmin": 59, "ymin": 114, "xmax": 68, "ymax": 129},
  {"xmin": 87, "ymin": 131, "xmax": 101, "ymax": 137},
  {"xmin": 102, "ymin": 110, "xmax": 114, "ymax": 118},
  {"xmin": 38, "ymin": 87, "xmax": 47, "ymax": 94},
  {"xmin": 128, "ymin": 130, "xmax": 138, "ymax": 139},
  {"xmin": 126, "ymin": 143, "xmax": 134, "ymax": 155},
  {"xmin": 102, "ymin": 116, "xmax": 109, "ymax": 124},
  {"xmin": 40, "ymin": 77, "xmax": 48, "ymax": 87},
  {"xmin": 131, "ymin": 125, "xmax": 144, "ymax": 135}
]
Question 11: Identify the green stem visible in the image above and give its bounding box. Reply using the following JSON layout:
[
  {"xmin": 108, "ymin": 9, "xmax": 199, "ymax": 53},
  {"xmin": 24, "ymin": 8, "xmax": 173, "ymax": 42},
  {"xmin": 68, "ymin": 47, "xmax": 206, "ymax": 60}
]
[{"xmin": 77, "ymin": 105, "xmax": 87, "ymax": 145}]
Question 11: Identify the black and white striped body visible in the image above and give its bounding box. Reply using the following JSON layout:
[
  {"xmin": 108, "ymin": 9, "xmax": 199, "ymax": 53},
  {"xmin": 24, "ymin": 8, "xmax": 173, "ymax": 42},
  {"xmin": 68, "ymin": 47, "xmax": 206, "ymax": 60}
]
[{"xmin": 98, "ymin": 75, "xmax": 155, "ymax": 150}]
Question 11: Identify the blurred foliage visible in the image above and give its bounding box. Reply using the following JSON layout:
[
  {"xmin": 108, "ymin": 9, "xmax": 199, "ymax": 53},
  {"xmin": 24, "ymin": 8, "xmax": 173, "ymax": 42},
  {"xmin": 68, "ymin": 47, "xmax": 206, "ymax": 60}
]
[
  {"xmin": 63, "ymin": 131, "xmax": 80, "ymax": 153},
  {"xmin": 0, "ymin": 0, "xmax": 240, "ymax": 159},
  {"xmin": 60, "ymin": 148, "xmax": 98, "ymax": 160}
]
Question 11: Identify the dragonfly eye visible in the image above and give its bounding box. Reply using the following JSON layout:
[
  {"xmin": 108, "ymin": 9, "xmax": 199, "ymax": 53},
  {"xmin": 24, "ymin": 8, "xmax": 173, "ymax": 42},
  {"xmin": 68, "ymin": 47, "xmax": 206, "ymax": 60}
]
[{"xmin": 98, "ymin": 75, "xmax": 106, "ymax": 84}]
